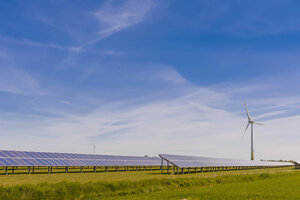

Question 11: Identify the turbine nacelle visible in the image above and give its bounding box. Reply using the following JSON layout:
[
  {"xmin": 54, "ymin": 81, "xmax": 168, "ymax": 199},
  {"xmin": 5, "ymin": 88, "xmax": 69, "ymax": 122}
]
[
  {"xmin": 248, "ymin": 120, "xmax": 255, "ymax": 124},
  {"xmin": 244, "ymin": 102, "xmax": 264, "ymax": 133}
]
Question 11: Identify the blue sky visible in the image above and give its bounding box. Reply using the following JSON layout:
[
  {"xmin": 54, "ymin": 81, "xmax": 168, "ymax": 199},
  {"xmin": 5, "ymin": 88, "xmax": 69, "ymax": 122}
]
[{"xmin": 1, "ymin": 0, "xmax": 300, "ymax": 160}]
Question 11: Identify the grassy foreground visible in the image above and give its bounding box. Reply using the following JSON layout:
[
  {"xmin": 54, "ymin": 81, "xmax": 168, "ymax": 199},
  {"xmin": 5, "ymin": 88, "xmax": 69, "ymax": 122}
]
[{"xmin": 0, "ymin": 167, "xmax": 298, "ymax": 199}]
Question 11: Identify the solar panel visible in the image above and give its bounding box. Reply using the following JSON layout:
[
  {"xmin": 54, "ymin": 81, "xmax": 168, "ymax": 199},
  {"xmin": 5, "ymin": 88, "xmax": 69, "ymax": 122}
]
[
  {"xmin": 159, "ymin": 154, "xmax": 293, "ymax": 168},
  {"xmin": 0, "ymin": 150, "xmax": 161, "ymax": 167}
]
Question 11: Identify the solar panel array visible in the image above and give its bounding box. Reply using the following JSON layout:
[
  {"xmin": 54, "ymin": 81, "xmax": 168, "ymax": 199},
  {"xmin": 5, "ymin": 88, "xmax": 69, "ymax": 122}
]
[
  {"xmin": 0, "ymin": 150, "xmax": 161, "ymax": 167},
  {"xmin": 160, "ymin": 154, "xmax": 293, "ymax": 168}
]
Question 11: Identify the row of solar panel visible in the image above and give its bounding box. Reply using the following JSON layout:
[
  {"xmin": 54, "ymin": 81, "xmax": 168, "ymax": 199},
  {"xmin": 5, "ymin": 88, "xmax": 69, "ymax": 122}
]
[
  {"xmin": 0, "ymin": 150, "xmax": 161, "ymax": 167},
  {"xmin": 160, "ymin": 154, "xmax": 293, "ymax": 168},
  {"xmin": 0, "ymin": 150, "xmax": 155, "ymax": 161},
  {"xmin": 0, "ymin": 157, "xmax": 161, "ymax": 167}
]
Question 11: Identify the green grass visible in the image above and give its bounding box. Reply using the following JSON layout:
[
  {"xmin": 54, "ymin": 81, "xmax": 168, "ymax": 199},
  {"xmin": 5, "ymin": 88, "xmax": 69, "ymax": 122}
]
[
  {"xmin": 0, "ymin": 167, "xmax": 298, "ymax": 199},
  {"xmin": 113, "ymin": 173, "xmax": 300, "ymax": 200},
  {"xmin": 0, "ymin": 166, "xmax": 292, "ymax": 186}
]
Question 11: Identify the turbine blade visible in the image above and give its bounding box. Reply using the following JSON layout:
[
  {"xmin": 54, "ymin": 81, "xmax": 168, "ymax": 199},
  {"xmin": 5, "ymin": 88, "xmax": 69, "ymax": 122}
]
[
  {"xmin": 255, "ymin": 122, "xmax": 264, "ymax": 125},
  {"xmin": 243, "ymin": 123, "xmax": 250, "ymax": 138},
  {"xmin": 244, "ymin": 102, "xmax": 252, "ymax": 121}
]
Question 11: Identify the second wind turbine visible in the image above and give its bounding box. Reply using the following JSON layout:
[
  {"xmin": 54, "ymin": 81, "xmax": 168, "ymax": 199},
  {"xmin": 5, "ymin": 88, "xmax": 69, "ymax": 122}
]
[{"xmin": 243, "ymin": 102, "xmax": 264, "ymax": 160}]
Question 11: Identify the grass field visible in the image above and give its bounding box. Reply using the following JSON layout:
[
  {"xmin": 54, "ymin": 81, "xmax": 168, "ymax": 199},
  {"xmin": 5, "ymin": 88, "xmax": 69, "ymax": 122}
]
[{"xmin": 0, "ymin": 166, "xmax": 298, "ymax": 199}]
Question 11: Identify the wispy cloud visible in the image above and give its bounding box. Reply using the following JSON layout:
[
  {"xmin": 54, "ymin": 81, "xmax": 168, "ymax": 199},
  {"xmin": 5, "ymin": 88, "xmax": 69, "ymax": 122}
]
[
  {"xmin": 0, "ymin": 0, "xmax": 156, "ymax": 53},
  {"xmin": 157, "ymin": 68, "xmax": 187, "ymax": 84},
  {"xmin": 78, "ymin": 0, "xmax": 156, "ymax": 50},
  {"xmin": 0, "ymin": 67, "xmax": 41, "ymax": 95},
  {"xmin": 0, "ymin": 35, "xmax": 76, "ymax": 51},
  {"xmin": 255, "ymin": 110, "xmax": 288, "ymax": 120},
  {"xmin": 0, "ymin": 35, "xmax": 123, "ymax": 55}
]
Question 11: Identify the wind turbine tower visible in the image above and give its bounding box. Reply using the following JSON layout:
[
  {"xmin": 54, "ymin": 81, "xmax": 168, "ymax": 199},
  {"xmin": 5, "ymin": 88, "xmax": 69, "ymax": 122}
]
[{"xmin": 243, "ymin": 102, "xmax": 264, "ymax": 160}]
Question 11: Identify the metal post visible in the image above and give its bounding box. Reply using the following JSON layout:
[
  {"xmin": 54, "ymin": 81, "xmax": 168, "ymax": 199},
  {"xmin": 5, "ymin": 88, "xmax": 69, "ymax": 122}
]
[
  {"xmin": 195, "ymin": 167, "xmax": 197, "ymax": 173},
  {"xmin": 251, "ymin": 123, "xmax": 254, "ymax": 160},
  {"xmin": 65, "ymin": 166, "xmax": 68, "ymax": 173},
  {"xmin": 167, "ymin": 161, "xmax": 169, "ymax": 174},
  {"xmin": 161, "ymin": 158, "xmax": 163, "ymax": 174},
  {"xmin": 5, "ymin": 167, "xmax": 8, "ymax": 175},
  {"xmin": 48, "ymin": 167, "xmax": 51, "ymax": 174},
  {"xmin": 201, "ymin": 167, "xmax": 203, "ymax": 173},
  {"xmin": 81, "ymin": 166, "xmax": 83, "ymax": 173},
  {"xmin": 188, "ymin": 168, "xmax": 190, "ymax": 174},
  {"xmin": 177, "ymin": 167, "xmax": 179, "ymax": 175},
  {"xmin": 12, "ymin": 167, "xmax": 14, "ymax": 174},
  {"xmin": 94, "ymin": 166, "xmax": 96, "ymax": 173},
  {"xmin": 181, "ymin": 168, "xmax": 184, "ymax": 174}
]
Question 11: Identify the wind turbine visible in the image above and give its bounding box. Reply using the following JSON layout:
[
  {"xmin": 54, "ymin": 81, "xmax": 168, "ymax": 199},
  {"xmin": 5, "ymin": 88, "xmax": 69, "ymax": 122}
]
[{"xmin": 243, "ymin": 102, "xmax": 264, "ymax": 160}]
